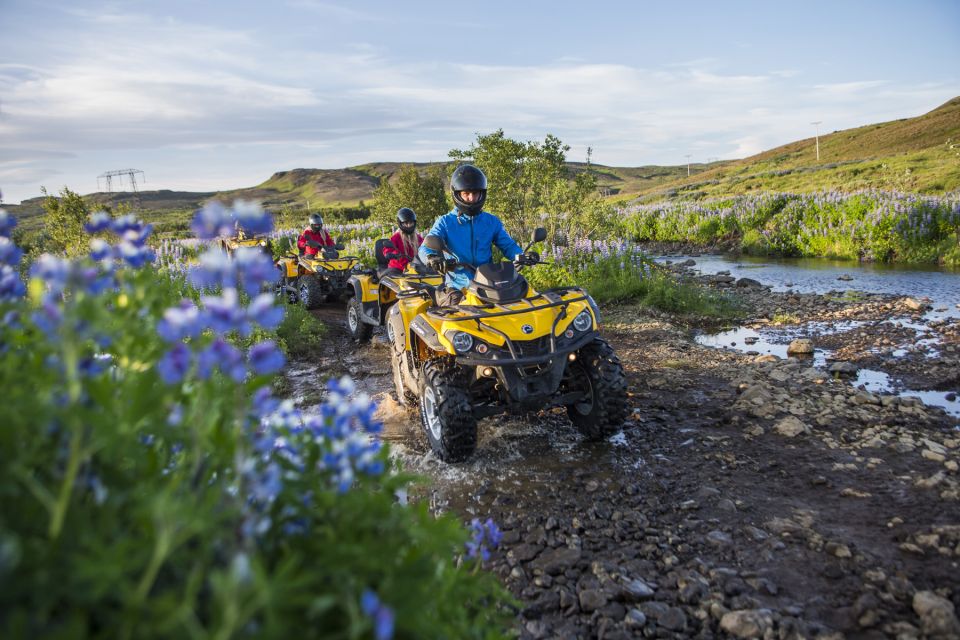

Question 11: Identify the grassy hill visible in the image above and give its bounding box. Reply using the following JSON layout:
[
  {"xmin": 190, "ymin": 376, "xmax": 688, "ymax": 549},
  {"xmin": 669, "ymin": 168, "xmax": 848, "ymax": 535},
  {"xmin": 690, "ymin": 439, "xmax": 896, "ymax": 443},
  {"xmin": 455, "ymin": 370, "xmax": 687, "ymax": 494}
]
[
  {"xmin": 629, "ymin": 96, "xmax": 960, "ymax": 202},
  {"xmin": 6, "ymin": 97, "xmax": 957, "ymax": 231}
]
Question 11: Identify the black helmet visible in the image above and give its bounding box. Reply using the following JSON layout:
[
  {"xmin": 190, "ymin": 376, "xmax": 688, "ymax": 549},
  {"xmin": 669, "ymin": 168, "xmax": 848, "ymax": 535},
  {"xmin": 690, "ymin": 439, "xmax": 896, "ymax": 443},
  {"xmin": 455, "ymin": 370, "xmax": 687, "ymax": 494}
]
[
  {"xmin": 309, "ymin": 213, "xmax": 324, "ymax": 233},
  {"xmin": 450, "ymin": 164, "xmax": 487, "ymax": 217},
  {"xmin": 397, "ymin": 207, "xmax": 417, "ymax": 233}
]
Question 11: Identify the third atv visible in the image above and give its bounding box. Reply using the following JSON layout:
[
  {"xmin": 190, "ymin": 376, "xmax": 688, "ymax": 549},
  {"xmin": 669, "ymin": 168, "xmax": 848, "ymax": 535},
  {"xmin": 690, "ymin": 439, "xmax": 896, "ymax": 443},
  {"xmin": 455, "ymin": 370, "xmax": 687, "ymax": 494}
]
[
  {"xmin": 387, "ymin": 227, "xmax": 628, "ymax": 462},
  {"xmin": 275, "ymin": 242, "xmax": 362, "ymax": 309}
]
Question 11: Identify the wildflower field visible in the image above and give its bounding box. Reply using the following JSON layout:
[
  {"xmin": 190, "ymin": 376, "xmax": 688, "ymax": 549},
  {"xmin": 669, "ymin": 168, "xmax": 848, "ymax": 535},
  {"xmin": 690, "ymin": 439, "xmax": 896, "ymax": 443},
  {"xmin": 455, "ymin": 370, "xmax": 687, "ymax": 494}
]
[
  {"xmin": 617, "ymin": 190, "xmax": 960, "ymax": 265},
  {"xmin": 0, "ymin": 204, "xmax": 511, "ymax": 639}
]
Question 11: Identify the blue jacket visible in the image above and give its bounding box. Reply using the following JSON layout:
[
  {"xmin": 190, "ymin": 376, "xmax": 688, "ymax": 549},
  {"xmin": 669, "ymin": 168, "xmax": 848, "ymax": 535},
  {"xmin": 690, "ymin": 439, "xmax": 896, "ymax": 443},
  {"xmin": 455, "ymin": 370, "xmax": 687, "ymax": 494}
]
[{"xmin": 419, "ymin": 210, "xmax": 523, "ymax": 289}]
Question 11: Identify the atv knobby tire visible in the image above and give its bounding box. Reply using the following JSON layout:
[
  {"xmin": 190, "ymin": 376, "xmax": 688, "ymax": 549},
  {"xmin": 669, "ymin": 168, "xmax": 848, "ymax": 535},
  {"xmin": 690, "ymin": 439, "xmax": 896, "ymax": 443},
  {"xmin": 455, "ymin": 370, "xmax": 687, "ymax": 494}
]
[
  {"xmin": 419, "ymin": 359, "xmax": 477, "ymax": 462},
  {"xmin": 298, "ymin": 276, "xmax": 324, "ymax": 310},
  {"xmin": 388, "ymin": 311, "xmax": 417, "ymax": 406},
  {"xmin": 346, "ymin": 295, "xmax": 373, "ymax": 343},
  {"xmin": 566, "ymin": 337, "xmax": 628, "ymax": 439}
]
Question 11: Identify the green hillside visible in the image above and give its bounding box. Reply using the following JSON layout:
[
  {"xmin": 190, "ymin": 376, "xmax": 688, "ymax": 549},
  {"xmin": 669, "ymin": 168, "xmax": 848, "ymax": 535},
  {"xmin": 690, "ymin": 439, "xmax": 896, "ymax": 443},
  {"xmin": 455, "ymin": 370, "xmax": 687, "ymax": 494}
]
[{"xmin": 630, "ymin": 96, "xmax": 960, "ymax": 202}]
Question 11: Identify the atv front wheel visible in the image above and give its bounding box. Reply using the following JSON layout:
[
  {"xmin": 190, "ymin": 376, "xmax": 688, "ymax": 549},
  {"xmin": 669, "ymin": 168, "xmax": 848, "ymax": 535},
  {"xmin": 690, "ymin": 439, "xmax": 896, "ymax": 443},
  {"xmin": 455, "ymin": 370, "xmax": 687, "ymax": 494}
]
[
  {"xmin": 419, "ymin": 359, "xmax": 477, "ymax": 462},
  {"xmin": 346, "ymin": 295, "xmax": 373, "ymax": 343},
  {"xmin": 566, "ymin": 338, "xmax": 628, "ymax": 440},
  {"xmin": 298, "ymin": 277, "xmax": 324, "ymax": 310}
]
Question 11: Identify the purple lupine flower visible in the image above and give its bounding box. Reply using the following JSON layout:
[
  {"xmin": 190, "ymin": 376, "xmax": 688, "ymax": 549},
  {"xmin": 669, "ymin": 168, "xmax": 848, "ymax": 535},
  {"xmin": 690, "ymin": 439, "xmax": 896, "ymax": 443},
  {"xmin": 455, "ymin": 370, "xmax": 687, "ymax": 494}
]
[
  {"xmin": 248, "ymin": 340, "xmax": 285, "ymax": 375},
  {"xmin": 197, "ymin": 337, "xmax": 246, "ymax": 382},
  {"xmin": 234, "ymin": 248, "xmax": 276, "ymax": 296},
  {"xmin": 88, "ymin": 238, "xmax": 113, "ymax": 262},
  {"xmin": 157, "ymin": 343, "xmax": 192, "ymax": 384},
  {"xmin": 232, "ymin": 200, "xmax": 273, "ymax": 236},
  {"xmin": 246, "ymin": 293, "xmax": 284, "ymax": 330},
  {"xmin": 202, "ymin": 288, "xmax": 249, "ymax": 336},
  {"xmin": 0, "ymin": 237, "xmax": 23, "ymax": 266},
  {"xmin": 84, "ymin": 211, "xmax": 112, "ymax": 234},
  {"xmin": 191, "ymin": 201, "xmax": 236, "ymax": 240},
  {"xmin": 466, "ymin": 517, "xmax": 502, "ymax": 562},
  {"xmin": 189, "ymin": 248, "xmax": 235, "ymax": 291},
  {"xmin": 0, "ymin": 265, "xmax": 26, "ymax": 301},
  {"xmin": 156, "ymin": 299, "xmax": 206, "ymax": 343},
  {"xmin": 361, "ymin": 590, "xmax": 395, "ymax": 640}
]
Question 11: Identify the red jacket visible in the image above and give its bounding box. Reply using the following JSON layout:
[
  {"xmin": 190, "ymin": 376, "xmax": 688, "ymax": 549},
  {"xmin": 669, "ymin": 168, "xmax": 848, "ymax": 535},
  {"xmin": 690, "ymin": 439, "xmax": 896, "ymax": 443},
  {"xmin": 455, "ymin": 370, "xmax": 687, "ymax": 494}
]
[
  {"xmin": 297, "ymin": 228, "xmax": 334, "ymax": 256},
  {"xmin": 383, "ymin": 231, "xmax": 423, "ymax": 271}
]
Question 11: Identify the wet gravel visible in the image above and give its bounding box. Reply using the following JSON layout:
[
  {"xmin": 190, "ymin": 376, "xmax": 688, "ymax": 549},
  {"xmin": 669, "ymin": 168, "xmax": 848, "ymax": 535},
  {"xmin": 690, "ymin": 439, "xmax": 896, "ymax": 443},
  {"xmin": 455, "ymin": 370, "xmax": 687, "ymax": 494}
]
[{"xmin": 288, "ymin": 281, "xmax": 960, "ymax": 639}]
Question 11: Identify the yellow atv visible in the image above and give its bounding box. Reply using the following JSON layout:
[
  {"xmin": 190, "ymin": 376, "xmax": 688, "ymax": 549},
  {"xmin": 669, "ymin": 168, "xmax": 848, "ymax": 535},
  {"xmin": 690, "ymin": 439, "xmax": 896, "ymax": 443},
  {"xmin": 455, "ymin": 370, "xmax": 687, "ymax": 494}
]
[
  {"xmin": 275, "ymin": 242, "xmax": 361, "ymax": 309},
  {"xmin": 219, "ymin": 232, "xmax": 273, "ymax": 257},
  {"xmin": 388, "ymin": 228, "xmax": 628, "ymax": 462},
  {"xmin": 345, "ymin": 238, "xmax": 443, "ymax": 343}
]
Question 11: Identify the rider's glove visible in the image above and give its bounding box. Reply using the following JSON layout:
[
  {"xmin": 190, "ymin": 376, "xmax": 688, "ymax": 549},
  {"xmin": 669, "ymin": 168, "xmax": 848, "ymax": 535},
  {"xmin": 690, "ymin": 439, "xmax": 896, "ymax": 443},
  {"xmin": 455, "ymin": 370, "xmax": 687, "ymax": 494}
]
[
  {"xmin": 514, "ymin": 251, "xmax": 540, "ymax": 266},
  {"xmin": 306, "ymin": 239, "xmax": 321, "ymax": 249},
  {"xmin": 427, "ymin": 254, "xmax": 447, "ymax": 274}
]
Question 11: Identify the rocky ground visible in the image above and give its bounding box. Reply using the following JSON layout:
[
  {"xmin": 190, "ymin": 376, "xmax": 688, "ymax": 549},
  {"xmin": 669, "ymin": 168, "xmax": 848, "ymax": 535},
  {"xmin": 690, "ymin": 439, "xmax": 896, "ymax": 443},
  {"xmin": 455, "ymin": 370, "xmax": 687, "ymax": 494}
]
[{"xmin": 294, "ymin": 278, "xmax": 960, "ymax": 639}]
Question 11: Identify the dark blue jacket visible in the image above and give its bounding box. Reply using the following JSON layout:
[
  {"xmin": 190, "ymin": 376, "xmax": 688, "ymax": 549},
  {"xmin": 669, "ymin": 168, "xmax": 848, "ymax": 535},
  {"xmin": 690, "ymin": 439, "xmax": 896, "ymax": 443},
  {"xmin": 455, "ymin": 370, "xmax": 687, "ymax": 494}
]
[{"xmin": 419, "ymin": 210, "xmax": 523, "ymax": 289}]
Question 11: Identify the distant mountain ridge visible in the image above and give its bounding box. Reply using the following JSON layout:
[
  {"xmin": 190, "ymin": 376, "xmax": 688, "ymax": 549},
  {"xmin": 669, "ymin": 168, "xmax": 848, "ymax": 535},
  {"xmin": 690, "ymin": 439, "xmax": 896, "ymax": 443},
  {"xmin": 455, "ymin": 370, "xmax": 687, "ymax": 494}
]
[{"xmin": 7, "ymin": 97, "xmax": 957, "ymax": 230}]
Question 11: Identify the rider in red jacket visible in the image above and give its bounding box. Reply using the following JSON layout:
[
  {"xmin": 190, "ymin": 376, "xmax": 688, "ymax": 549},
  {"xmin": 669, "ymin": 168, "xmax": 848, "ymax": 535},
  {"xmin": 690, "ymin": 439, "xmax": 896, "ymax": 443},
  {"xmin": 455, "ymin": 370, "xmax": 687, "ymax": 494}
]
[
  {"xmin": 297, "ymin": 213, "xmax": 335, "ymax": 256},
  {"xmin": 383, "ymin": 208, "xmax": 422, "ymax": 273}
]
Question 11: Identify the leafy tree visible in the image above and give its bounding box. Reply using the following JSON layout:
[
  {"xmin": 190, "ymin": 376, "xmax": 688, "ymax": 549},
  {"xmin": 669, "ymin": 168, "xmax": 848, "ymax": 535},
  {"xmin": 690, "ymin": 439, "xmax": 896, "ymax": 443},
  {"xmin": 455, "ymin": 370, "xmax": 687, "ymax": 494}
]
[
  {"xmin": 371, "ymin": 165, "xmax": 449, "ymax": 229},
  {"xmin": 449, "ymin": 130, "xmax": 608, "ymax": 242},
  {"xmin": 42, "ymin": 186, "xmax": 93, "ymax": 256}
]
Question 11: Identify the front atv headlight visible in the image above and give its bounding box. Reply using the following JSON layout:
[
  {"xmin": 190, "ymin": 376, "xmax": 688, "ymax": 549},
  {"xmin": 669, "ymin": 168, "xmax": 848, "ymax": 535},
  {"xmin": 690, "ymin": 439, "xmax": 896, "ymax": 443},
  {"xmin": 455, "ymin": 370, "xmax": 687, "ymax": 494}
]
[
  {"xmin": 259, "ymin": 240, "xmax": 267, "ymax": 247},
  {"xmin": 451, "ymin": 331, "xmax": 474, "ymax": 353},
  {"xmin": 573, "ymin": 309, "xmax": 593, "ymax": 332}
]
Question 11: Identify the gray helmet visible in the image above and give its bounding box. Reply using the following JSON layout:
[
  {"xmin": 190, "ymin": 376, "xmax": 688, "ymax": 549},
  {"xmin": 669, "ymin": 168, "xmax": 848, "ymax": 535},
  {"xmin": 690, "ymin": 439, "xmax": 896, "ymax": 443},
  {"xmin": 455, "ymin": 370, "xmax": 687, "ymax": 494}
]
[
  {"xmin": 450, "ymin": 164, "xmax": 487, "ymax": 217},
  {"xmin": 309, "ymin": 213, "xmax": 324, "ymax": 233}
]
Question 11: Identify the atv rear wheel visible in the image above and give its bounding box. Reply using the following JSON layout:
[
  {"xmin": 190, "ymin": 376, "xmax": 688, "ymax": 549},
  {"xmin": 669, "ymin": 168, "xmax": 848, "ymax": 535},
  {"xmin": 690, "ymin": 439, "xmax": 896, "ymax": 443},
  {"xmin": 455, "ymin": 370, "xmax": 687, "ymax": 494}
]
[
  {"xmin": 298, "ymin": 277, "xmax": 324, "ymax": 310},
  {"xmin": 419, "ymin": 359, "xmax": 477, "ymax": 462},
  {"xmin": 346, "ymin": 295, "xmax": 373, "ymax": 343},
  {"xmin": 388, "ymin": 311, "xmax": 417, "ymax": 405},
  {"xmin": 566, "ymin": 337, "xmax": 628, "ymax": 440}
]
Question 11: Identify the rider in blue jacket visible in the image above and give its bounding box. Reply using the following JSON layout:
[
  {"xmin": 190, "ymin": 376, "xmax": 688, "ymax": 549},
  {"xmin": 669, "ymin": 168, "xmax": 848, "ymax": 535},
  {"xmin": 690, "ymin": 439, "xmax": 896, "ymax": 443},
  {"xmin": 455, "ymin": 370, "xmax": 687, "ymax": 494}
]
[{"xmin": 419, "ymin": 164, "xmax": 536, "ymax": 306}]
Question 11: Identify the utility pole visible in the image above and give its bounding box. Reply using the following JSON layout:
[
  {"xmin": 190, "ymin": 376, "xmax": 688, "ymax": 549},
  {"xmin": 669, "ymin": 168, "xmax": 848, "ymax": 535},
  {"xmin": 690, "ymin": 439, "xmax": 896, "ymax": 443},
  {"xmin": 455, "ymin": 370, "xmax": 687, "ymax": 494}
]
[
  {"xmin": 684, "ymin": 155, "xmax": 692, "ymax": 177},
  {"xmin": 97, "ymin": 169, "xmax": 145, "ymax": 208},
  {"xmin": 810, "ymin": 121, "xmax": 822, "ymax": 161}
]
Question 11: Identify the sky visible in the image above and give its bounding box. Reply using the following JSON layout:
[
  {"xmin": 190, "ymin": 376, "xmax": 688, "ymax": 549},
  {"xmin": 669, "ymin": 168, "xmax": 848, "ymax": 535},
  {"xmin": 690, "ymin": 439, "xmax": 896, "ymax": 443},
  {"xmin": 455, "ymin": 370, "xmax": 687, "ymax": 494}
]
[{"xmin": 1, "ymin": 0, "xmax": 958, "ymax": 204}]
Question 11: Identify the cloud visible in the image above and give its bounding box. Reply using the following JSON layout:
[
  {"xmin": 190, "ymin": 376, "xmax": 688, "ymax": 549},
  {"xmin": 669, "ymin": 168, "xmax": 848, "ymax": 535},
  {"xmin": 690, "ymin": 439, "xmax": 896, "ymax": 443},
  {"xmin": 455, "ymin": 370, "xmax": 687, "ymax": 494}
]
[{"xmin": 1, "ymin": 4, "xmax": 955, "ymax": 202}]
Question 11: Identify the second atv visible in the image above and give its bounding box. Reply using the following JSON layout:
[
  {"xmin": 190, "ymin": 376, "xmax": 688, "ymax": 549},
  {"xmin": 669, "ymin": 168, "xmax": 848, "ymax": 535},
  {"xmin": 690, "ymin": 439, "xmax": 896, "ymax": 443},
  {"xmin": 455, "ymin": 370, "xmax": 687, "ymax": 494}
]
[
  {"xmin": 275, "ymin": 242, "xmax": 362, "ymax": 309},
  {"xmin": 387, "ymin": 228, "xmax": 628, "ymax": 462},
  {"xmin": 344, "ymin": 238, "xmax": 443, "ymax": 342}
]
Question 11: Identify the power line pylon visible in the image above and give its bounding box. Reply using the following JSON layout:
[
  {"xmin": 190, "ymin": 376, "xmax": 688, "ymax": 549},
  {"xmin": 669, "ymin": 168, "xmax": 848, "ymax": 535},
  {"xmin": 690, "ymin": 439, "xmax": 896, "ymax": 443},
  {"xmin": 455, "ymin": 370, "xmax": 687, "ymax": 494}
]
[{"xmin": 97, "ymin": 169, "xmax": 145, "ymax": 209}]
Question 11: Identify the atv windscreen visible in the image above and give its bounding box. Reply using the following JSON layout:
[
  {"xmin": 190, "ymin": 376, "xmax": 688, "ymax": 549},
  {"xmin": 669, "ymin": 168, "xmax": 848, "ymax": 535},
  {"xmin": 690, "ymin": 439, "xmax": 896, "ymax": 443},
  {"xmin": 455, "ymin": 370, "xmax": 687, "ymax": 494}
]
[{"xmin": 467, "ymin": 262, "xmax": 529, "ymax": 303}]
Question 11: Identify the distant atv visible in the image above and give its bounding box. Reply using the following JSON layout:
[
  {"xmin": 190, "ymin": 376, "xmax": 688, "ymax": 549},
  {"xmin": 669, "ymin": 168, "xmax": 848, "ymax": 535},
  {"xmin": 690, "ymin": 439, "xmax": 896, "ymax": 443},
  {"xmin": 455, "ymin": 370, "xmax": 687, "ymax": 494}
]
[
  {"xmin": 345, "ymin": 238, "xmax": 443, "ymax": 342},
  {"xmin": 388, "ymin": 228, "xmax": 628, "ymax": 462},
  {"xmin": 220, "ymin": 233, "xmax": 273, "ymax": 257},
  {"xmin": 275, "ymin": 243, "xmax": 362, "ymax": 309}
]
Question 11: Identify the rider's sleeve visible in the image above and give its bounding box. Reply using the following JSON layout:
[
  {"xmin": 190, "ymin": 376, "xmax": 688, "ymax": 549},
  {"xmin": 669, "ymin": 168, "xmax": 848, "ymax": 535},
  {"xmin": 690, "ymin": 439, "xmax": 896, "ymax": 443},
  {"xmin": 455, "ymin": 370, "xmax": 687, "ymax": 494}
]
[
  {"xmin": 418, "ymin": 216, "xmax": 447, "ymax": 261},
  {"xmin": 493, "ymin": 218, "xmax": 522, "ymax": 260},
  {"xmin": 297, "ymin": 231, "xmax": 307, "ymax": 250}
]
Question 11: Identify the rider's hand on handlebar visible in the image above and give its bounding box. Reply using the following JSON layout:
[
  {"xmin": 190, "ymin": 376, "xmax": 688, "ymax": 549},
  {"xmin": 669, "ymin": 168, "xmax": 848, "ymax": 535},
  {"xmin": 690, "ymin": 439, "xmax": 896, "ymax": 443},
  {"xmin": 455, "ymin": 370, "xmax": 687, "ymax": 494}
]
[
  {"xmin": 427, "ymin": 254, "xmax": 447, "ymax": 273},
  {"xmin": 514, "ymin": 251, "xmax": 540, "ymax": 267}
]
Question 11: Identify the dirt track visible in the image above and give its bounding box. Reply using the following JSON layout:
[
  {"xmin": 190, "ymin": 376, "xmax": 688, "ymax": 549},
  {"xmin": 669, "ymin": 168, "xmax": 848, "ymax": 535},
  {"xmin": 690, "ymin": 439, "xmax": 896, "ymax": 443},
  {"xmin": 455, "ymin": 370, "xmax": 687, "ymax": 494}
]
[{"xmin": 301, "ymin": 290, "xmax": 960, "ymax": 639}]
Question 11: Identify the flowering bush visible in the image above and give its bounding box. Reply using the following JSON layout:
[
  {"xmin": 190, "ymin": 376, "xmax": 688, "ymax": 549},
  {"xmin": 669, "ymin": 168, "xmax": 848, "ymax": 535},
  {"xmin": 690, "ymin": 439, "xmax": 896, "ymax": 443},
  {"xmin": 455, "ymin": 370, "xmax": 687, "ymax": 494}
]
[{"xmin": 0, "ymin": 204, "xmax": 510, "ymax": 639}]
